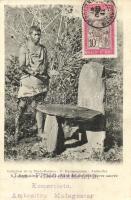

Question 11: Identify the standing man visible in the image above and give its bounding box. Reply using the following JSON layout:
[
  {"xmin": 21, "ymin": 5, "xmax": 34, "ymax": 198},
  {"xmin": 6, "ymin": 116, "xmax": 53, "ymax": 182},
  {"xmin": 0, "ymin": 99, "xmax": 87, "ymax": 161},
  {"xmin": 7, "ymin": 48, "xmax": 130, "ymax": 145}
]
[{"xmin": 15, "ymin": 25, "xmax": 49, "ymax": 143}]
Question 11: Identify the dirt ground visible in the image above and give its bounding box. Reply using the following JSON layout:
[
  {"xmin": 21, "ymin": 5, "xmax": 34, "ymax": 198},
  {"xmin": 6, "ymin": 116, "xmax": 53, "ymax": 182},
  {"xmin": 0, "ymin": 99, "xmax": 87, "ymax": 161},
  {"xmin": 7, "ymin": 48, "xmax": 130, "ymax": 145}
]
[{"xmin": 4, "ymin": 123, "xmax": 122, "ymax": 162}]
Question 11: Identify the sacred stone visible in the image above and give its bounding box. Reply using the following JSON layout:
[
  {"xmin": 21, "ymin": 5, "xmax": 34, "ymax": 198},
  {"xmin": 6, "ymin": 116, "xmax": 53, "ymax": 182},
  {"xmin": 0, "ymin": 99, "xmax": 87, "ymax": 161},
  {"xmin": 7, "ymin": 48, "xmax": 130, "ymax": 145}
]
[{"xmin": 78, "ymin": 62, "xmax": 106, "ymax": 152}]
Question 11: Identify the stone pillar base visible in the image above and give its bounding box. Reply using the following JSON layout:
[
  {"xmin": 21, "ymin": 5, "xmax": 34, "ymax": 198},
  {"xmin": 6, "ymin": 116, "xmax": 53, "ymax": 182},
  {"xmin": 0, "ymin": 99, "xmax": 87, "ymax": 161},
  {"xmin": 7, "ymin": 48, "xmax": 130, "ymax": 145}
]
[
  {"xmin": 86, "ymin": 131, "xmax": 106, "ymax": 152},
  {"xmin": 43, "ymin": 115, "xmax": 58, "ymax": 153}
]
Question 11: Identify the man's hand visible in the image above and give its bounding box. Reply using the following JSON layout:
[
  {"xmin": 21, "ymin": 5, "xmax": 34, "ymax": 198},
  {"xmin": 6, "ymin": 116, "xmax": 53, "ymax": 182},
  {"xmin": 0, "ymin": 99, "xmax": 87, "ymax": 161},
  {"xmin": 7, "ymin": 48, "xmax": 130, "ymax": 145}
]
[{"xmin": 23, "ymin": 69, "xmax": 48, "ymax": 82}]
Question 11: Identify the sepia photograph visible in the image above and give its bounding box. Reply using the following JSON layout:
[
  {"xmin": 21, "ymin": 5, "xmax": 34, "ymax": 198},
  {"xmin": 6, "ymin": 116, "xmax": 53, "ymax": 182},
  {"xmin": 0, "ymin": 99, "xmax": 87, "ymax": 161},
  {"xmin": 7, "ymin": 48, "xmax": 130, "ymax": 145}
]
[{"xmin": 4, "ymin": 3, "xmax": 123, "ymax": 162}]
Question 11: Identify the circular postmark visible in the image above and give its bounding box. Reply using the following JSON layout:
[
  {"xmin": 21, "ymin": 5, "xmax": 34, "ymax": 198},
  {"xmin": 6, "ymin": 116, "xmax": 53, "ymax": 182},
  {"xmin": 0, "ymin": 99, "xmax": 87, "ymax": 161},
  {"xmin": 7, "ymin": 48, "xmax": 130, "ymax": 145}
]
[{"xmin": 82, "ymin": 0, "xmax": 117, "ymax": 28}]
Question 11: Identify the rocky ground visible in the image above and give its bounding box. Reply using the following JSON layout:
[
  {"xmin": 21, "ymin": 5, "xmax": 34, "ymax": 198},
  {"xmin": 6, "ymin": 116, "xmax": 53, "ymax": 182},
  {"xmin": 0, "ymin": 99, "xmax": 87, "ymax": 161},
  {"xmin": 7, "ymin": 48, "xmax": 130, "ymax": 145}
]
[{"xmin": 4, "ymin": 125, "xmax": 122, "ymax": 162}]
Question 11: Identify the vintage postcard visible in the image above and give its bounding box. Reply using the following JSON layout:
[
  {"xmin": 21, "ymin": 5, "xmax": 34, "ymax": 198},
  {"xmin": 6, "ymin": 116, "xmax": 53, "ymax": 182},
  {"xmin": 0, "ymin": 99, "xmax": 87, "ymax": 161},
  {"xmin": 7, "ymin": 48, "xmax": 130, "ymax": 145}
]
[{"xmin": 0, "ymin": 0, "xmax": 131, "ymax": 200}]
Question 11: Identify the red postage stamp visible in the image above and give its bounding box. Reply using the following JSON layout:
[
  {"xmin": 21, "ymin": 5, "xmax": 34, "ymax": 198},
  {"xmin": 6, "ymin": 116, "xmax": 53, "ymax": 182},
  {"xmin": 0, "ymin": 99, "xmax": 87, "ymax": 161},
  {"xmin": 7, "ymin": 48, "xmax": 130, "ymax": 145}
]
[{"xmin": 82, "ymin": 0, "xmax": 117, "ymax": 58}]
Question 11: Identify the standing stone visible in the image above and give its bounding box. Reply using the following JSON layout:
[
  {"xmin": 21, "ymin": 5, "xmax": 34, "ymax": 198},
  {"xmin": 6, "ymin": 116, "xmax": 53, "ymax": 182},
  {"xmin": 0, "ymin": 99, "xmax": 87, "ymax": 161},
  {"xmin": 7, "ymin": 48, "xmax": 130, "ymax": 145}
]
[
  {"xmin": 44, "ymin": 115, "xmax": 59, "ymax": 153},
  {"xmin": 78, "ymin": 62, "xmax": 106, "ymax": 152},
  {"xmin": 43, "ymin": 115, "xmax": 64, "ymax": 153}
]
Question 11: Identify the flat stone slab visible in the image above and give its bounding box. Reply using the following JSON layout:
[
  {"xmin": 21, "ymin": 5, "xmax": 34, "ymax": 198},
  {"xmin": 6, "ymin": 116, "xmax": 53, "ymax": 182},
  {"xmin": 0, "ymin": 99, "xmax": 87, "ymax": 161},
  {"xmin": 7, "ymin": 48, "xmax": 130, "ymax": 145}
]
[{"xmin": 37, "ymin": 104, "xmax": 103, "ymax": 122}]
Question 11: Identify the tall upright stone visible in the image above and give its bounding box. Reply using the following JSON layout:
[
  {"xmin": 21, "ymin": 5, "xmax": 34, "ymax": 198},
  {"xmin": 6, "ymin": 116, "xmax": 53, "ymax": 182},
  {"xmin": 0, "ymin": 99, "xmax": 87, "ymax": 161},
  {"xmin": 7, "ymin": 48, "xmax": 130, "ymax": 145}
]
[{"xmin": 78, "ymin": 62, "xmax": 106, "ymax": 152}]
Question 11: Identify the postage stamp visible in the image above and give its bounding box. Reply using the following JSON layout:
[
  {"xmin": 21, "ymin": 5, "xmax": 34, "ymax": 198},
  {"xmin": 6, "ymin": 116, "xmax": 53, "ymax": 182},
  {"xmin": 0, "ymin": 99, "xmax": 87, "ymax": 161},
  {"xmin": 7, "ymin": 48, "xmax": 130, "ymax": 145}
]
[{"xmin": 82, "ymin": 0, "xmax": 117, "ymax": 58}]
